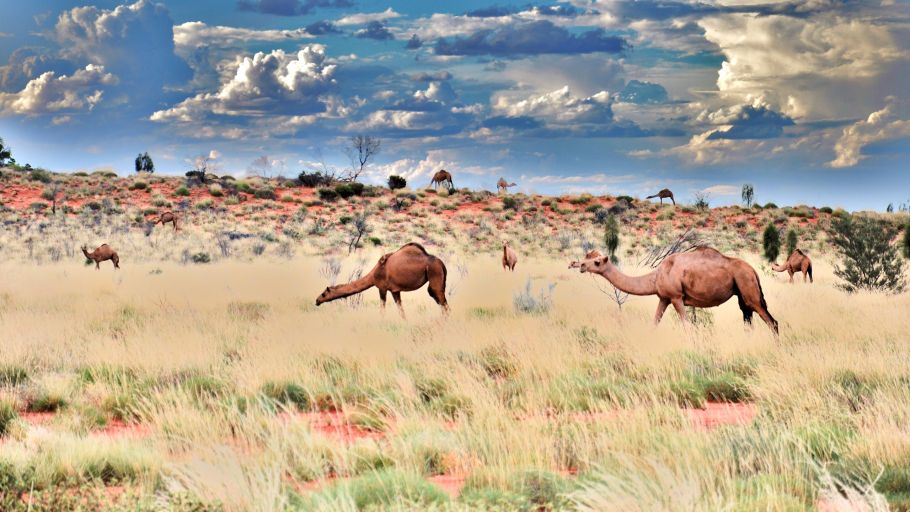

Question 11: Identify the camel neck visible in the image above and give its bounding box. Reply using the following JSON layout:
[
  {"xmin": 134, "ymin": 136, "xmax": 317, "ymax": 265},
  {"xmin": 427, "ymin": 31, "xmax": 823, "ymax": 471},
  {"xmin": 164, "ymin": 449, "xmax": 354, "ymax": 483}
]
[
  {"xmin": 598, "ymin": 264, "xmax": 658, "ymax": 296},
  {"xmin": 326, "ymin": 271, "xmax": 376, "ymax": 301}
]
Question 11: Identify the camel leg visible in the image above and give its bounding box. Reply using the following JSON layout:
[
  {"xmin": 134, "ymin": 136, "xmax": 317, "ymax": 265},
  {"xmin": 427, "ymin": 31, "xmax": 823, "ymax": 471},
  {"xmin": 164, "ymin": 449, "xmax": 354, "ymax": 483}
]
[
  {"xmin": 95, "ymin": 261, "xmax": 100, "ymax": 270},
  {"xmin": 741, "ymin": 291, "xmax": 779, "ymax": 336},
  {"xmin": 788, "ymin": 269, "xmax": 794, "ymax": 283},
  {"xmin": 671, "ymin": 299, "xmax": 687, "ymax": 326},
  {"xmin": 737, "ymin": 293, "xmax": 754, "ymax": 330},
  {"xmin": 378, "ymin": 289, "xmax": 387, "ymax": 312},
  {"xmin": 392, "ymin": 291, "xmax": 405, "ymax": 319},
  {"xmin": 113, "ymin": 256, "xmax": 120, "ymax": 269},
  {"xmin": 654, "ymin": 298, "xmax": 671, "ymax": 325},
  {"xmin": 671, "ymin": 197, "xmax": 675, "ymax": 205},
  {"xmin": 427, "ymin": 277, "xmax": 449, "ymax": 314}
]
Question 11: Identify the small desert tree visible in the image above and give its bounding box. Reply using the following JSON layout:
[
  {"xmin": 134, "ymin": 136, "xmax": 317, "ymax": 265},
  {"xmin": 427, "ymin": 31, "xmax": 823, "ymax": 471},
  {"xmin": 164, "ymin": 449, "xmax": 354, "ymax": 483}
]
[
  {"xmin": 831, "ymin": 215, "xmax": 906, "ymax": 293},
  {"xmin": 902, "ymin": 221, "xmax": 910, "ymax": 260},
  {"xmin": 0, "ymin": 137, "xmax": 12, "ymax": 166},
  {"xmin": 785, "ymin": 228, "xmax": 798, "ymax": 257},
  {"xmin": 342, "ymin": 135, "xmax": 380, "ymax": 182},
  {"xmin": 134, "ymin": 152, "xmax": 154, "ymax": 173},
  {"xmin": 741, "ymin": 184, "xmax": 754, "ymax": 208},
  {"xmin": 604, "ymin": 213, "xmax": 620, "ymax": 264},
  {"xmin": 762, "ymin": 222, "xmax": 780, "ymax": 262},
  {"xmin": 388, "ymin": 175, "xmax": 407, "ymax": 190}
]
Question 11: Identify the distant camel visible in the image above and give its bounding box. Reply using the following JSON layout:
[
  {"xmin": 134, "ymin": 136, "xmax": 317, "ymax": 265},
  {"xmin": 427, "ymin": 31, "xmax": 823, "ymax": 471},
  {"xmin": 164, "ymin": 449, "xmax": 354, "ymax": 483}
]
[
  {"xmin": 571, "ymin": 246, "xmax": 778, "ymax": 334},
  {"xmin": 502, "ymin": 242, "xmax": 518, "ymax": 271},
  {"xmin": 154, "ymin": 211, "xmax": 178, "ymax": 231},
  {"xmin": 81, "ymin": 244, "xmax": 120, "ymax": 270},
  {"xmin": 772, "ymin": 249, "xmax": 813, "ymax": 283},
  {"xmin": 568, "ymin": 250, "xmax": 603, "ymax": 269},
  {"xmin": 429, "ymin": 170, "xmax": 454, "ymax": 190},
  {"xmin": 316, "ymin": 243, "xmax": 448, "ymax": 316},
  {"xmin": 497, "ymin": 178, "xmax": 517, "ymax": 193},
  {"xmin": 647, "ymin": 189, "xmax": 675, "ymax": 205}
]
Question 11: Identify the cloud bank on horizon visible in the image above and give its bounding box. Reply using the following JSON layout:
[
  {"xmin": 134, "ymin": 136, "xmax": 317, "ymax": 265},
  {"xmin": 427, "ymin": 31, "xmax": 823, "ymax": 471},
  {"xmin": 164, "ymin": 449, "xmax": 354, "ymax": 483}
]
[{"xmin": 0, "ymin": 0, "xmax": 908, "ymax": 209}]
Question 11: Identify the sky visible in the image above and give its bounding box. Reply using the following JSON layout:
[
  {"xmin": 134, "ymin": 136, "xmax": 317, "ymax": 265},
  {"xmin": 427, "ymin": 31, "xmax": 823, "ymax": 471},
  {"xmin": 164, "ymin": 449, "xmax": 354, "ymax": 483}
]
[{"xmin": 0, "ymin": 0, "xmax": 908, "ymax": 210}]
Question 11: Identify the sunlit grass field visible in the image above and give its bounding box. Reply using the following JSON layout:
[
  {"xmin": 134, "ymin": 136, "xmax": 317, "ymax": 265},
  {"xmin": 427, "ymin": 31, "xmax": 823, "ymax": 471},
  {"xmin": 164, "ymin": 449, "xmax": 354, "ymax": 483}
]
[{"xmin": 1, "ymin": 245, "xmax": 909, "ymax": 510}]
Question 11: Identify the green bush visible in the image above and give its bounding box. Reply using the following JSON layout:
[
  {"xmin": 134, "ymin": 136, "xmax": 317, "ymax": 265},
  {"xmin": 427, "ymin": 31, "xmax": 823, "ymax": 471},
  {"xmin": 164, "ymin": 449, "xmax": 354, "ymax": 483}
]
[
  {"xmin": 29, "ymin": 168, "xmax": 52, "ymax": 183},
  {"xmin": 128, "ymin": 181, "xmax": 147, "ymax": 191},
  {"xmin": 307, "ymin": 469, "xmax": 449, "ymax": 509},
  {"xmin": 819, "ymin": 206, "xmax": 833, "ymax": 214},
  {"xmin": 260, "ymin": 381, "xmax": 310, "ymax": 410},
  {"xmin": 786, "ymin": 228, "xmax": 798, "ymax": 256},
  {"xmin": 902, "ymin": 221, "xmax": 910, "ymax": 259},
  {"xmin": 502, "ymin": 196, "xmax": 518, "ymax": 210},
  {"xmin": 0, "ymin": 397, "xmax": 18, "ymax": 437},
  {"xmin": 297, "ymin": 171, "xmax": 332, "ymax": 187},
  {"xmin": 762, "ymin": 222, "xmax": 780, "ymax": 262},
  {"xmin": 254, "ymin": 188, "xmax": 276, "ymax": 200},
  {"xmin": 191, "ymin": 252, "xmax": 211, "ymax": 264},
  {"xmin": 831, "ymin": 215, "xmax": 906, "ymax": 293},
  {"xmin": 317, "ymin": 188, "xmax": 338, "ymax": 201},
  {"xmin": 174, "ymin": 186, "xmax": 190, "ymax": 197},
  {"xmin": 388, "ymin": 175, "xmax": 407, "ymax": 190}
]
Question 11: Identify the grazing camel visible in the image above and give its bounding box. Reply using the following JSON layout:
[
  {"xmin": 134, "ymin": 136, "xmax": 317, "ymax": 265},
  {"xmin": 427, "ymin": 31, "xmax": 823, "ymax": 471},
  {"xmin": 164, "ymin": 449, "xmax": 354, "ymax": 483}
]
[
  {"xmin": 647, "ymin": 189, "xmax": 675, "ymax": 205},
  {"xmin": 772, "ymin": 249, "xmax": 813, "ymax": 283},
  {"xmin": 571, "ymin": 246, "xmax": 778, "ymax": 334},
  {"xmin": 568, "ymin": 250, "xmax": 603, "ymax": 269},
  {"xmin": 315, "ymin": 243, "xmax": 448, "ymax": 316},
  {"xmin": 81, "ymin": 244, "xmax": 120, "ymax": 270},
  {"xmin": 153, "ymin": 211, "xmax": 178, "ymax": 231},
  {"xmin": 502, "ymin": 242, "xmax": 518, "ymax": 271},
  {"xmin": 497, "ymin": 178, "xmax": 517, "ymax": 194},
  {"xmin": 429, "ymin": 170, "xmax": 454, "ymax": 190}
]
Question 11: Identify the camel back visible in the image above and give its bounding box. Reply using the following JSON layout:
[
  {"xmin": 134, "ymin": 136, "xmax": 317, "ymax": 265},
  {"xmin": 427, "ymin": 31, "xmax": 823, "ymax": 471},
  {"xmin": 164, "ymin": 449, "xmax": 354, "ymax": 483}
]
[{"xmin": 401, "ymin": 242, "xmax": 429, "ymax": 255}]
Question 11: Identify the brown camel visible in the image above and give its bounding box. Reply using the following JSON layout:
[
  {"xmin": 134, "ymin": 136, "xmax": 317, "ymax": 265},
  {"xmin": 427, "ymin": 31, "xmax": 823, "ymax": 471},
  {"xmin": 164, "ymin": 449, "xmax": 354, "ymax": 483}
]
[
  {"xmin": 154, "ymin": 211, "xmax": 178, "ymax": 231},
  {"xmin": 429, "ymin": 170, "xmax": 454, "ymax": 190},
  {"xmin": 571, "ymin": 246, "xmax": 778, "ymax": 334},
  {"xmin": 647, "ymin": 189, "xmax": 675, "ymax": 205},
  {"xmin": 772, "ymin": 249, "xmax": 813, "ymax": 283},
  {"xmin": 568, "ymin": 250, "xmax": 604, "ymax": 269},
  {"xmin": 81, "ymin": 244, "xmax": 120, "ymax": 270},
  {"xmin": 502, "ymin": 242, "xmax": 518, "ymax": 271},
  {"xmin": 315, "ymin": 243, "xmax": 448, "ymax": 316},
  {"xmin": 497, "ymin": 177, "xmax": 517, "ymax": 193}
]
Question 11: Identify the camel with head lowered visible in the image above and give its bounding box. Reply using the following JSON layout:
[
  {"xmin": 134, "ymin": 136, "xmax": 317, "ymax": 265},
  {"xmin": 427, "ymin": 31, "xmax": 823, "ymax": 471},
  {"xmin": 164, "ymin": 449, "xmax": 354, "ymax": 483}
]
[
  {"xmin": 570, "ymin": 246, "xmax": 778, "ymax": 334},
  {"xmin": 81, "ymin": 244, "xmax": 120, "ymax": 270},
  {"xmin": 647, "ymin": 189, "xmax": 675, "ymax": 205},
  {"xmin": 316, "ymin": 243, "xmax": 448, "ymax": 317},
  {"xmin": 772, "ymin": 249, "xmax": 813, "ymax": 283},
  {"xmin": 429, "ymin": 170, "xmax": 453, "ymax": 190},
  {"xmin": 154, "ymin": 211, "xmax": 178, "ymax": 231},
  {"xmin": 502, "ymin": 242, "xmax": 518, "ymax": 271},
  {"xmin": 497, "ymin": 178, "xmax": 517, "ymax": 193}
]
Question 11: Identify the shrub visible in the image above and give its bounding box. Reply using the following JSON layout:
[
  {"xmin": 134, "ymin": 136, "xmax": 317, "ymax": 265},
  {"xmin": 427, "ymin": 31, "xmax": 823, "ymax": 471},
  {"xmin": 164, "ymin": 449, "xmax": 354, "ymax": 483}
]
[
  {"xmin": 693, "ymin": 192, "xmax": 710, "ymax": 211},
  {"xmin": 29, "ymin": 168, "xmax": 52, "ymax": 183},
  {"xmin": 260, "ymin": 381, "xmax": 309, "ymax": 410},
  {"xmin": 831, "ymin": 215, "xmax": 906, "ymax": 293},
  {"xmin": 254, "ymin": 188, "xmax": 276, "ymax": 200},
  {"xmin": 513, "ymin": 278, "xmax": 556, "ymax": 315},
  {"xmin": 388, "ymin": 175, "xmax": 407, "ymax": 190},
  {"xmin": 84, "ymin": 201, "xmax": 102, "ymax": 211},
  {"xmin": 174, "ymin": 186, "xmax": 190, "ymax": 197},
  {"xmin": 903, "ymin": 221, "xmax": 910, "ymax": 260},
  {"xmin": 585, "ymin": 204, "xmax": 603, "ymax": 213},
  {"xmin": 819, "ymin": 206, "xmax": 833, "ymax": 214},
  {"xmin": 764, "ymin": 202, "xmax": 778, "ymax": 209},
  {"xmin": 208, "ymin": 184, "xmax": 223, "ymax": 197},
  {"xmin": 297, "ymin": 171, "xmax": 332, "ymax": 187},
  {"xmin": 29, "ymin": 202, "xmax": 48, "ymax": 211},
  {"xmin": 317, "ymin": 188, "xmax": 338, "ymax": 201},
  {"xmin": 309, "ymin": 469, "xmax": 449, "ymax": 509},
  {"xmin": 128, "ymin": 181, "xmax": 147, "ymax": 191},
  {"xmin": 502, "ymin": 196, "xmax": 518, "ymax": 210},
  {"xmin": 195, "ymin": 199, "xmax": 214, "ymax": 210},
  {"xmin": 280, "ymin": 193, "xmax": 294, "ymax": 202},
  {"xmin": 762, "ymin": 222, "xmax": 780, "ymax": 262},
  {"xmin": 0, "ymin": 396, "xmax": 19, "ymax": 437},
  {"xmin": 786, "ymin": 228, "xmax": 798, "ymax": 256},
  {"xmin": 191, "ymin": 252, "xmax": 211, "ymax": 264}
]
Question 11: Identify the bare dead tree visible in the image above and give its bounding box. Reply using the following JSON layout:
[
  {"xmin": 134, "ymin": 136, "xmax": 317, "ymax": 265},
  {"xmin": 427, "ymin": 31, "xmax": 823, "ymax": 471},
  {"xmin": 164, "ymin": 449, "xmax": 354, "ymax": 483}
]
[
  {"xmin": 639, "ymin": 228, "xmax": 707, "ymax": 269},
  {"xmin": 347, "ymin": 211, "xmax": 371, "ymax": 253},
  {"xmin": 341, "ymin": 135, "xmax": 381, "ymax": 182}
]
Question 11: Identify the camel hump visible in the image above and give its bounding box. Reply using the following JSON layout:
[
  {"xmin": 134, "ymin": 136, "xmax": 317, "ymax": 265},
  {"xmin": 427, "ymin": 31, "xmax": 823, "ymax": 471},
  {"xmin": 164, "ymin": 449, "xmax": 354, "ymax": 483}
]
[
  {"xmin": 378, "ymin": 254, "xmax": 391, "ymax": 266},
  {"xmin": 401, "ymin": 242, "xmax": 429, "ymax": 255}
]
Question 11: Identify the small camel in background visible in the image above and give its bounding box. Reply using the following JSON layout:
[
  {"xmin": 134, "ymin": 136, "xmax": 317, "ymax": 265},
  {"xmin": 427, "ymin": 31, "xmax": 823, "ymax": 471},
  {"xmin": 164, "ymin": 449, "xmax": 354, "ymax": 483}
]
[
  {"xmin": 81, "ymin": 244, "xmax": 120, "ymax": 270},
  {"xmin": 429, "ymin": 170, "xmax": 454, "ymax": 190},
  {"xmin": 497, "ymin": 177, "xmax": 516, "ymax": 194},
  {"xmin": 647, "ymin": 189, "xmax": 675, "ymax": 205},
  {"xmin": 772, "ymin": 249, "xmax": 813, "ymax": 283},
  {"xmin": 316, "ymin": 243, "xmax": 448, "ymax": 317},
  {"xmin": 502, "ymin": 242, "xmax": 518, "ymax": 271},
  {"xmin": 154, "ymin": 211, "xmax": 178, "ymax": 231}
]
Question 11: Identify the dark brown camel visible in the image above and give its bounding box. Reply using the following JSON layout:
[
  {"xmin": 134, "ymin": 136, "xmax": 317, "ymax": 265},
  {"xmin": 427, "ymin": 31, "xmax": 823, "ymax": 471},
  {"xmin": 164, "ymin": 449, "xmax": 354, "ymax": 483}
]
[
  {"xmin": 502, "ymin": 242, "xmax": 518, "ymax": 271},
  {"xmin": 571, "ymin": 247, "xmax": 778, "ymax": 334},
  {"xmin": 316, "ymin": 243, "xmax": 448, "ymax": 317},
  {"xmin": 647, "ymin": 189, "xmax": 675, "ymax": 205},
  {"xmin": 81, "ymin": 244, "xmax": 120, "ymax": 270},
  {"xmin": 429, "ymin": 170, "xmax": 453, "ymax": 190},
  {"xmin": 772, "ymin": 249, "xmax": 813, "ymax": 283}
]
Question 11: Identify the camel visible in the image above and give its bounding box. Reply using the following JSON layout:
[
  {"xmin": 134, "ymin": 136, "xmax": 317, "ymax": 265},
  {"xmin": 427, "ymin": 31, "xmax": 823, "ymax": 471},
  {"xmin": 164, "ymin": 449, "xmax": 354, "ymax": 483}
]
[
  {"xmin": 570, "ymin": 246, "xmax": 778, "ymax": 334},
  {"xmin": 772, "ymin": 249, "xmax": 813, "ymax": 283},
  {"xmin": 502, "ymin": 242, "xmax": 518, "ymax": 271},
  {"xmin": 568, "ymin": 250, "xmax": 604, "ymax": 269},
  {"xmin": 647, "ymin": 189, "xmax": 675, "ymax": 205},
  {"xmin": 315, "ymin": 243, "xmax": 448, "ymax": 316},
  {"xmin": 497, "ymin": 177, "xmax": 517, "ymax": 193},
  {"xmin": 154, "ymin": 211, "xmax": 178, "ymax": 231},
  {"xmin": 81, "ymin": 244, "xmax": 120, "ymax": 270},
  {"xmin": 429, "ymin": 170, "xmax": 454, "ymax": 190}
]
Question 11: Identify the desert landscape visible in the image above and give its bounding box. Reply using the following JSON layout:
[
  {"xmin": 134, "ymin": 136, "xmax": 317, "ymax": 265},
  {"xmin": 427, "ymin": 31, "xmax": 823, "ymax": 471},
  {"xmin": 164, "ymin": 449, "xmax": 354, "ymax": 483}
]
[{"xmin": 0, "ymin": 167, "xmax": 908, "ymax": 511}]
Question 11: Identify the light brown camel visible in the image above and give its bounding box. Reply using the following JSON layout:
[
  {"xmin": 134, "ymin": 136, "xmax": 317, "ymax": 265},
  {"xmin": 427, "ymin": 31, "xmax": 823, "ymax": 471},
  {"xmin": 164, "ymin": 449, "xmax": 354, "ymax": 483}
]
[
  {"xmin": 502, "ymin": 242, "xmax": 518, "ymax": 271},
  {"xmin": 568, "ymin": 250, "xmax": 603, "ymax": 269},
  {"xmin": 571, "ymin": 246, "xmax": 778, "ymax": 334},
  {"xmin": 81, "ymin": 244, "xmax": 120, "ymax": 270},
  {"xmin": 154, "ymin": 211, "xmax": 178, "ymax": 231},
  {"xmin": 315, "ymin": 243, "xmax": 448, "ymax": 316},
  {"xmin": 429, "ymin": 170, "xmax": 453, "ymax": 190},
  {"xmin": 772, "ymin": 249, "xmax": 813, "ymax": 283},
  {"xmin": 497, "ymin": 177, "xmax": 517, "ymax": 193},
  {"xmin": 647, "ymin": 188, "xmax": 675, "ymax": 205}
]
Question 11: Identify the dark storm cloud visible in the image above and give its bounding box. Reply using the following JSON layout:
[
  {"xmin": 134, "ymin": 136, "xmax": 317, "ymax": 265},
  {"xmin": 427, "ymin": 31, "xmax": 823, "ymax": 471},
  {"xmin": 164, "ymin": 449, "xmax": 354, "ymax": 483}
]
[
  {"xmin": 237, "ymin": 0, "xmax": 354, "ymax": 16},
  {"xmin": 305, "ymin": 20, "xmax": 341, "ymax": 35},
  {"xmin": 434, "ymin": 20, "xmax": 628, "ymax": 57},
  {"xmin": 355, "ymin": 21, "xmax": 395, "ymax": 40},
  {"xmin": 707, "ymin": 106, "xmax": 795, "ymax": 140}
]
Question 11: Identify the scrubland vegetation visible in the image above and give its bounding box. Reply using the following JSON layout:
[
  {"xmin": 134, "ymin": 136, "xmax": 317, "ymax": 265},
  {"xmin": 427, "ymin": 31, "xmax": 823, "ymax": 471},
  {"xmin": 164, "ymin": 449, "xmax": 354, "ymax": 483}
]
[{"xmin": 0, "ymin": 167, "xmax": 909, "ymax": 510}]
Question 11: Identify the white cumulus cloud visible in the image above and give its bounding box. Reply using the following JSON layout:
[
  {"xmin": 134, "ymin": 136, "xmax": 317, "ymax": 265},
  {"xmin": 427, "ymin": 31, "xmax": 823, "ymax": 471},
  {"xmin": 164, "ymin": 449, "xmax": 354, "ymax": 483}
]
[
  {"xmin": 0, "ymin": 64, "xmax": 116, "ymax": 116},
  {"xmin": 830, "ymin": 102, "xmax": 910, "ymax": 168}
]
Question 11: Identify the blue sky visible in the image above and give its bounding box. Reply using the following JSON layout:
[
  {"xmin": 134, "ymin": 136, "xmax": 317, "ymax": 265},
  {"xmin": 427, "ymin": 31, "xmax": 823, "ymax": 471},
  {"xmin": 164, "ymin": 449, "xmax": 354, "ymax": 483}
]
[{"xmin": 1, "ymin": 0, "xmax": 908, "ymax": 210}]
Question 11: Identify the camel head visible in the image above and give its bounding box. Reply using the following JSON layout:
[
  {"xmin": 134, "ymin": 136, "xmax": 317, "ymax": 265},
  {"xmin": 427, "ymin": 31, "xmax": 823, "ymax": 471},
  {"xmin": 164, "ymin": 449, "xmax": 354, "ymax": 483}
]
[
  {"xmin": 770, "ymin": 262, "xmax": 785, "ymax": 272},
  {"xmin": 315, "ymin": 286, "xmax": 335, "ymax": 306},
  {"xmin": 568, "ymin": 250, "xmax": 603, "ymax": 269},
  {"xmin": 578, "ymin": 255, "xmax": 610, "ymax": 274}
]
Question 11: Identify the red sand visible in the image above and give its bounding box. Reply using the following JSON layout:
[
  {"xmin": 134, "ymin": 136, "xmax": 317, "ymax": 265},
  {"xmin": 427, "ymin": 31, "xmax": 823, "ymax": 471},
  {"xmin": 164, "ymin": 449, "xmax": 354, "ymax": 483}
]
[
  {"xmin": 286, "ymin": 411, "xmax": 387, "ymax": 442},
  {"xmin": 685, "ymin": 402, "xmax": 757, "ymax": 429},
  {"xmin": 427, "ymin": 474, "xmax": 467, "ymax": 498}
]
